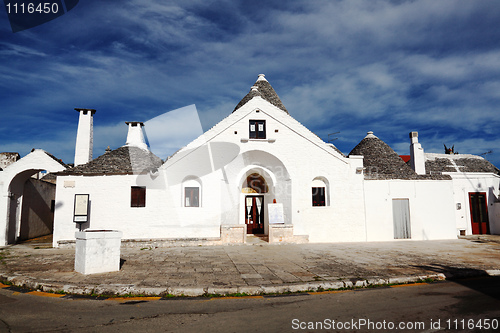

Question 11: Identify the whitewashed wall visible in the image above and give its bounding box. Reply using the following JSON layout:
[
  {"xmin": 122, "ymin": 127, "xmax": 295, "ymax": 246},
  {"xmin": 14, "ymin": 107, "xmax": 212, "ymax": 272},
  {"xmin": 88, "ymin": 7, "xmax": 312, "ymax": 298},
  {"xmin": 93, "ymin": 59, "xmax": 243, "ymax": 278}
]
[
  {"xmin": 162, "ymin": 97, "xmax": 367, "ymax": 243},
  {"xmin": 52, "ymin": 172, "xmax": 221, "ymax": 247},
  {"xmin": 53, "ymin": 97, "xmax": 367, "ymax": 245},
  {"xmin": 364, "ymin": 180, "xmax": 457, "ymax": 241}
]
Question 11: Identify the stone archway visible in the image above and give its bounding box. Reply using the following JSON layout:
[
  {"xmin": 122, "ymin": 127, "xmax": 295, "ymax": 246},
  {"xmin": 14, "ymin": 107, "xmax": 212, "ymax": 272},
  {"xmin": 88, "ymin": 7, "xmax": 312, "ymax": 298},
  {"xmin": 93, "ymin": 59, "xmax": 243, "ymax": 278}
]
[
  {"xmin": 233, "ymin": 150, "xmax": 291, "ymax": 235},
  {"xmin": 0, "ymin": 150, "xmax": 66, "ymax": 245}
]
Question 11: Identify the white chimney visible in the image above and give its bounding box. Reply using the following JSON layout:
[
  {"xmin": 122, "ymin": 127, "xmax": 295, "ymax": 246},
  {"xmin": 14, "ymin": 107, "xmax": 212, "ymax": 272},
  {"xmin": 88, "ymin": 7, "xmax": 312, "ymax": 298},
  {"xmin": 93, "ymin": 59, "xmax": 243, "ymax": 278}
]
[
  {"xmin": 409, "ymin": 131, "xmax": 426, "ymax": 175},
  {"xmin": 125, "ymin": 122, "xmax": 148, "ymax": 150},
  {"xmin": 74, "ymin": 108, "xmax": 96, "ymax": 166}
]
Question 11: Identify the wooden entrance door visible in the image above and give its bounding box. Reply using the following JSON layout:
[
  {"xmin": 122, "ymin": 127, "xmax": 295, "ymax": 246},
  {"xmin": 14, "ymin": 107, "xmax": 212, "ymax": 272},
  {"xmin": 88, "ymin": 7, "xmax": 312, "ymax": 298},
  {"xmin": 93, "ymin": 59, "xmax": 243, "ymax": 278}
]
[
  {"xmin": 469, "ymin": 192, "xmax": 489, "ymax": 235},
  {"xmin": 245, "ymin": 195, "xmax": 264, "ymax": 234}
]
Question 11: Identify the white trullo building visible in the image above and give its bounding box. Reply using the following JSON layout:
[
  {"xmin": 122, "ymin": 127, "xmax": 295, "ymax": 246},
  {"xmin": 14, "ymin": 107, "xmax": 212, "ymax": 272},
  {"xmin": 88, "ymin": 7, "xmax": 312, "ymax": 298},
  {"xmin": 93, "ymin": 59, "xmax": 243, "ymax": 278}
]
[{"xmin": 49, "ymin": 74, "xmax": 500, "ymax": 247}]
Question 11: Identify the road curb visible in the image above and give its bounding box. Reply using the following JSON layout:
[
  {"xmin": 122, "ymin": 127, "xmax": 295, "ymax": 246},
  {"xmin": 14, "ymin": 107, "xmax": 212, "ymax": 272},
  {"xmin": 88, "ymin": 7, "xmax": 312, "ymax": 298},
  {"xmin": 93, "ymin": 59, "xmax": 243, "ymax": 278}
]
[{"xmin": 2, "ymin": 270, "xmax": 497, "ymax": 298}]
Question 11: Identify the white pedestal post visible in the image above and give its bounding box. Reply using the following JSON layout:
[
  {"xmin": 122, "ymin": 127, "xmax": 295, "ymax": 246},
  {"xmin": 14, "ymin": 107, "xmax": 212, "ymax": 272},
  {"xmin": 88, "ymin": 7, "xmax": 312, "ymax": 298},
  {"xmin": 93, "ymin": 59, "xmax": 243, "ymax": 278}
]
[{"xmin": 75, "ymin": 230, "xmax": 123, "ymax": 274}]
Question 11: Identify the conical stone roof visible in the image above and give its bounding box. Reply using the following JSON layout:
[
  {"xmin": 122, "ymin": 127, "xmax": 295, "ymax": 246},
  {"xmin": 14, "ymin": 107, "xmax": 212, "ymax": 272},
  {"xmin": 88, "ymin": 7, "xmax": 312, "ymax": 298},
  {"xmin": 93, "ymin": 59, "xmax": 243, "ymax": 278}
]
[
  {"xmin": 59, "ymin": 146, "xmax": 163, "ymax": 176},
  {"xmin": 233, "ymin": 74, "xmax": 288, "ymax": 113},
  {"xmin": 349, "ymin": 132, "xmax": 418, "ymax": 180}
]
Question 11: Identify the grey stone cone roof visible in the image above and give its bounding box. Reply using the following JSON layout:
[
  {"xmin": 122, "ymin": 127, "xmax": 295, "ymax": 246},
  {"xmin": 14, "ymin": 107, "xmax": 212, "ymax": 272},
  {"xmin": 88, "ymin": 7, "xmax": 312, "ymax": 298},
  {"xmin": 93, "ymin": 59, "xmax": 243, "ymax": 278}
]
[
  {"xmin": 233, "ymin": 76, "xmax": 289, "ymax": 113},
  {"xmin": 349, "ymin": 133, "xmax": 450, "ymax": 180},
  {"xmin": 58, "ymin": 146, "xmax": 163, "ymax": 176},
  {"xmin": 425, "ymin": 154, "xmax": 500, "ymax": 175}
]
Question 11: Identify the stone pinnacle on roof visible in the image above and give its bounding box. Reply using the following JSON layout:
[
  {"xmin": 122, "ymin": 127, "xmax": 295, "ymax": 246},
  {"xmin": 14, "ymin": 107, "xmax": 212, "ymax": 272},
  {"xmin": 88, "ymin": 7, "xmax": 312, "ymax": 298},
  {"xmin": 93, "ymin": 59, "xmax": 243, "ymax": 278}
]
[
  {"xmin": 233, "ymin": 74, "xmax": 289, "ymax": 114},
  {"xmin": 257, "ymin": 73, "xmax": 267, "ymax": 82},
  {"xmin": 366, "ymin": 131, "xmax": 376, "ymax": 138}
]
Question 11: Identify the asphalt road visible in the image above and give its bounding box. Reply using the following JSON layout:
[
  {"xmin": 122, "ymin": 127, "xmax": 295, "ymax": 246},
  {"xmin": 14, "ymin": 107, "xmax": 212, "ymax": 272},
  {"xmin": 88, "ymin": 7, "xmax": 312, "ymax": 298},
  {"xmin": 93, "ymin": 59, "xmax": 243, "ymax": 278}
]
[{"xmin": 0, "ymin": 277, "xmax": 499, "ymax": 332}]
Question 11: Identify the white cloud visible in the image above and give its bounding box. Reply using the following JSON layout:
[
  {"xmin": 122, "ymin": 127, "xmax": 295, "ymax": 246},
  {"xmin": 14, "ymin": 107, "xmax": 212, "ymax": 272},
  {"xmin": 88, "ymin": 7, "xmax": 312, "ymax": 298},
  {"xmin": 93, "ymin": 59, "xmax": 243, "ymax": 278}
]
[
  {"xmin": 0, "ymin": 42, "xmax": 47, "ymax": 57},
  {"xmin": 145, "ymin": 105, "xmax": 204, "ymax": 159}
]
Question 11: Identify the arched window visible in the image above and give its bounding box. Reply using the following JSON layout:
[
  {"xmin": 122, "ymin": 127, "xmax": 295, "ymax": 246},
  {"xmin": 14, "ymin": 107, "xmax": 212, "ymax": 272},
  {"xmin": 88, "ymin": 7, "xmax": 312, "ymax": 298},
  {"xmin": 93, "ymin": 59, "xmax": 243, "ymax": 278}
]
[
  {"xmin": 312, "ymin": 178, "xmax": 329, "ymax": 207},
  {"xmin": 183, "ymin": 178, "xmax": 201, "ymax": 207},
  {"xmin": 242, "ymin": 173, "xmax": 268, "ymax": 193}
]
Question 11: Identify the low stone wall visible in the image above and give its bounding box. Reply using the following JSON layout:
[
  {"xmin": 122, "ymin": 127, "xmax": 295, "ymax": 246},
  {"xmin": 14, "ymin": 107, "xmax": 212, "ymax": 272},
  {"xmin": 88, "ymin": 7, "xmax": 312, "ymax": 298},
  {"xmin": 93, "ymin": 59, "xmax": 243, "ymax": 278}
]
[
  {"xmin": 268, "ymin": 224, "xmax": 309, "ymax": 244},
  {"xmin": 268, "ymin": 224, "xmax": 293, "ymax": 243},
  {"xmin": 220, "ymin": 225, "xmax": 246, "ymax": 244}
]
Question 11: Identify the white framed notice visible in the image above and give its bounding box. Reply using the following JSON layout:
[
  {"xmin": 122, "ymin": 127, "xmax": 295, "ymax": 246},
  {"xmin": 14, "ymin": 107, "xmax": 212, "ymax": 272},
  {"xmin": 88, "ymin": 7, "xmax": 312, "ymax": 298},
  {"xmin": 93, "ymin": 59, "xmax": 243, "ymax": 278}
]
[
  {"xmin": 73, "ymin": 194, "xmax": 89, "ymax": 223},
  {"xmin": 268, "ymin": 203, "xmax": 284, "ymax": 224}
]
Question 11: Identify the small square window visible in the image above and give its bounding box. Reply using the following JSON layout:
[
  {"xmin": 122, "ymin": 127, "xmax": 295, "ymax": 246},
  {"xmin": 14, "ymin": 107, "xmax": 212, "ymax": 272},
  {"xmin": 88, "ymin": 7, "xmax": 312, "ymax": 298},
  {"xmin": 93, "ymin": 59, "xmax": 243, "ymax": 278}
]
[
  {"xmin": 185, "ymin": 187, "xmax": 200, "ymax": 207},
  {"xmin": 131, "ymin": 186, "xmax": 146, "ymax": 207},
  {"xmin": 249, "ymin": 120, "xmax": 266, "ymax": 139},
  {"xmin": 312, "ymin": 187, "xmax": 325, "ymax": 206}
]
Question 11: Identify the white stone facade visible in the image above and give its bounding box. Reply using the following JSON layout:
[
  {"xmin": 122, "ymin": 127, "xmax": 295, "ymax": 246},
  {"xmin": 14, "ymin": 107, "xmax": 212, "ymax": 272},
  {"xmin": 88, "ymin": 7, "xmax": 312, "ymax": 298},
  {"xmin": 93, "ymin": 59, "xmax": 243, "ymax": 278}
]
[
  {"xmin": 53, "ymin": 96, "xmax": 368, "ymax": 246},
  {"xmin": 364, "ymin": 180, "xmax": 457, "ymax": 241},
  {"xmin": 51, "ymin": 76, "xmax": 500, "ymax": 247},
  {"xmin": 4, "ymin": 75, "xmax": 499, "ymax": 247}
]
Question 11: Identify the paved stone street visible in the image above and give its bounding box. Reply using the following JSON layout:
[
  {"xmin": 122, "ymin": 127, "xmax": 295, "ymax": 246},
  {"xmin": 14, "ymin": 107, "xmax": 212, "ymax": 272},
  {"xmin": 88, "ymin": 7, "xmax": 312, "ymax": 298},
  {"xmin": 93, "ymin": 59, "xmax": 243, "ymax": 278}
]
[{"xmin": 0, "ymin": 236, "xmax": 499, "ymax": 296}]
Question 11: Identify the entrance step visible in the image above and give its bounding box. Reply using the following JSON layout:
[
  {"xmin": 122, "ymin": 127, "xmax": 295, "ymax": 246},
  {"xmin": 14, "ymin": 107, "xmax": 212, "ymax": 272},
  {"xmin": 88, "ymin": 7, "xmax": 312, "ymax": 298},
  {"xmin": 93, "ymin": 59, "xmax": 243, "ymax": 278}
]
[
  {"xmin": 18, "ymin": 234, "xmax": 53, "ymax": 249},
  {"xmin": 246, "ymin": 234, "xmax": 268, "ymax": 245}
]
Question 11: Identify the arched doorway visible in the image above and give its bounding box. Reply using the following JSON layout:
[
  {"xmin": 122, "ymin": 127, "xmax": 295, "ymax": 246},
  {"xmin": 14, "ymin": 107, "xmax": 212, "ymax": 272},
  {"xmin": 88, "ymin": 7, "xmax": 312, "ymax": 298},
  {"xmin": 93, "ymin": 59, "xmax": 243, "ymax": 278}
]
[
  {"xmin": 242, "ymin": 173, "xmax": 268, "ymax": 234},
  {"xmin": 232, "ymin": 150, "xmax": 291, "ymax": 236},
  {"xmin": 0, "ymin": 150, "xmax": 66, "ymax": 245}
]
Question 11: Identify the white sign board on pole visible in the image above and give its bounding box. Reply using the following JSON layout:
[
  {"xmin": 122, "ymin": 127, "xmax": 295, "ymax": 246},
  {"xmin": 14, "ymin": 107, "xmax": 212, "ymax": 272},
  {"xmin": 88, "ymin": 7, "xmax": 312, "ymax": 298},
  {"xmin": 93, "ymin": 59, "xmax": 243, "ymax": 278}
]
[
  {"xmin": 74, "ymin": 194, "xmax": 89, "ymax": 223},
  {"xmin": 268, "ymin": 203, "xmax": 284, "ymax": 224}
]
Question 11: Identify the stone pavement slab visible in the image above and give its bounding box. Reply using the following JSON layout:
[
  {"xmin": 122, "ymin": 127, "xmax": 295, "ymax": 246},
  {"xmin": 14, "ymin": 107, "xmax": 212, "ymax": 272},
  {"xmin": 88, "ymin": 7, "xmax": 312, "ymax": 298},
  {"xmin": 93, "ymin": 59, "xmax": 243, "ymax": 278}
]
[{"xmin": 0, "ymin": 236, "xmax": 499, "ymax": 296}]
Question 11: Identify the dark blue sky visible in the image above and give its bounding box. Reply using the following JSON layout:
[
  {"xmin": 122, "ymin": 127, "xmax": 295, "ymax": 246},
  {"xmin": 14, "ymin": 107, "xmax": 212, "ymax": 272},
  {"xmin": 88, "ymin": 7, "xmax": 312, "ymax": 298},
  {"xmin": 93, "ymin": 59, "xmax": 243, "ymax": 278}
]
[{"xmin": 1, "ymin": 0, "xmax": 499, "ymax": 167}]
